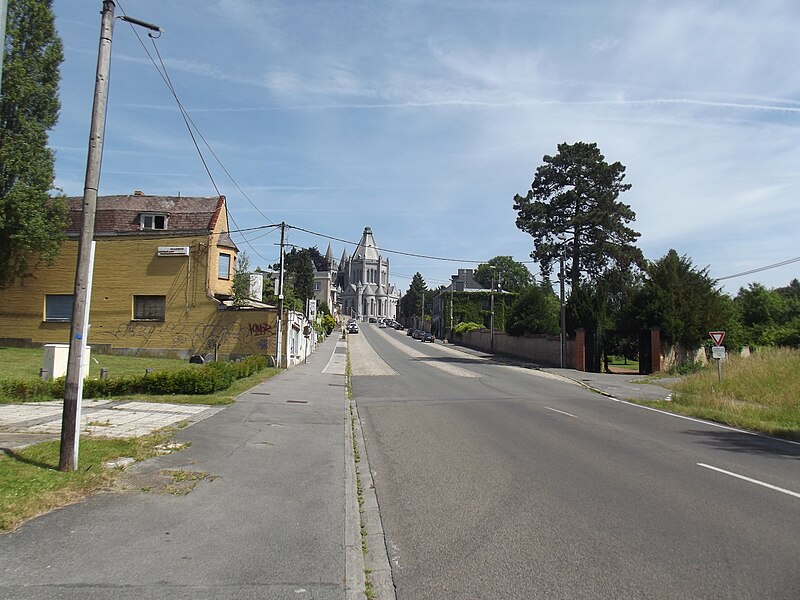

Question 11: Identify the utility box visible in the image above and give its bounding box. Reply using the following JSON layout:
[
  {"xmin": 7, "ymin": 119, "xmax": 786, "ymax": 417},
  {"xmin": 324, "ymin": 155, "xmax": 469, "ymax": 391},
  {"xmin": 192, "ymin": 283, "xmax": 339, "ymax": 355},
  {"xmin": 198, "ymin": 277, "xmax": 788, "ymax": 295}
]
[{"xmin": 42, "ymin": 344, "xmax": 91, "ymax": 380}]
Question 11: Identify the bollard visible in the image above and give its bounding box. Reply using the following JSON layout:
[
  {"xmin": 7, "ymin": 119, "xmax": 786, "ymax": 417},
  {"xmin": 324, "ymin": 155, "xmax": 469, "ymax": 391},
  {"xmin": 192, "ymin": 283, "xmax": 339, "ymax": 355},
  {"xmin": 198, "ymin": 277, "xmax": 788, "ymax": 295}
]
[{"xmin": 100, "ymin": 367, "xmax": 109, "ymax": 380}]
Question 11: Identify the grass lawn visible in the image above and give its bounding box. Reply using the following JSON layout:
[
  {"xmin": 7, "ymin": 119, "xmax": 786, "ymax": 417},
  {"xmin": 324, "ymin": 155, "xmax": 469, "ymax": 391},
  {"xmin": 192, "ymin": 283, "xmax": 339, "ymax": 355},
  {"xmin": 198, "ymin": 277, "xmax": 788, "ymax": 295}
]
[
  {"xmin": 607, "ymin": 355, "xmax": 640, "ymax": 372},
  {"xmin": 642, "ymin": 347, "xmax": 800, "ymax": 440},
  {"xmin": 0, "ymin": 432, "xmax": 174, "ymax": 532}
]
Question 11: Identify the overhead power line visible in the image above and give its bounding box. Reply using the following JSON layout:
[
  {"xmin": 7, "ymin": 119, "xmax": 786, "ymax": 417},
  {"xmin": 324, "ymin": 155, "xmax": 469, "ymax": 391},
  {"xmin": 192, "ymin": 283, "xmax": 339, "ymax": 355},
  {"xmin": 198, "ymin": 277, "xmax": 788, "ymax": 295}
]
[{"xmin": 716, "ymin": 256, "xmax": 800, "ymax": 281}]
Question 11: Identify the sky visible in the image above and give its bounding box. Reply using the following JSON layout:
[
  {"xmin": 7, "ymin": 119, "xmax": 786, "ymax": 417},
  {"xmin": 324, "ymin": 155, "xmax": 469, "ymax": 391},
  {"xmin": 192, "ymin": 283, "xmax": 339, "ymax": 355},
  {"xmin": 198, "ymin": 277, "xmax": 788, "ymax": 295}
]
[{"xmin": 49, "ymin": 0, "xmax": 800, "ymax": 295}]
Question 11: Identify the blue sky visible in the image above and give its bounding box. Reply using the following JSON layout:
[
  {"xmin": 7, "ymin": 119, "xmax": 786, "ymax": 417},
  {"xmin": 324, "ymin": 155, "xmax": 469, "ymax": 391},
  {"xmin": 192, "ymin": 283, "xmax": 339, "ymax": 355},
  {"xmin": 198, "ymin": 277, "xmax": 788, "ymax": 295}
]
[{"xmin": 50, "ymin": 1, "xmax": 800, "ymax": 294}]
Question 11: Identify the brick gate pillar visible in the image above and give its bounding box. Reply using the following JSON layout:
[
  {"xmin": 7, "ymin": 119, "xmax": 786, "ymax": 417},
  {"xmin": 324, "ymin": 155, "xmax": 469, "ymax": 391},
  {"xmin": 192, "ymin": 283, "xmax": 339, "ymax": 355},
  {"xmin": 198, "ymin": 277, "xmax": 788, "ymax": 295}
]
[{"xmin": 650, "ymin": 326, "xmax": 663, "ymax": 373}]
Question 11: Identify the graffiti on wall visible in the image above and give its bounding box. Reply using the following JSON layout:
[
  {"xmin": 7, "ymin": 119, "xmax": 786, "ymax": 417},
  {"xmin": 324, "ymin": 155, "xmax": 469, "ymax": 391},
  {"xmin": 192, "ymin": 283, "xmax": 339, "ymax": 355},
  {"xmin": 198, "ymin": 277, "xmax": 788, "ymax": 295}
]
[{"xmin": 102, "ymin": 316, "xmax": 276, "ymax": 356}]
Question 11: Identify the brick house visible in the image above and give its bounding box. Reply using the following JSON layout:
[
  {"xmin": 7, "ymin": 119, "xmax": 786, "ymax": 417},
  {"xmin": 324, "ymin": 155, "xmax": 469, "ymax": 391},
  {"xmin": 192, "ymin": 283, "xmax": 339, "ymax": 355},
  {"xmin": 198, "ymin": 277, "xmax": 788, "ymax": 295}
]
[{"xmin": 0, "ymin": 193, "xmax": 279, "ymax": 360}]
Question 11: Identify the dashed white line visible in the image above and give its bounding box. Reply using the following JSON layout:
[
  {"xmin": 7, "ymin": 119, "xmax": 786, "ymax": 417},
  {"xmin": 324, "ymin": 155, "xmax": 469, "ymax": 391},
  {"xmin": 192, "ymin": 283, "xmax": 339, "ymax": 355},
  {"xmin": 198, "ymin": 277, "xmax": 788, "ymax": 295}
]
[
  {"xmin": 544, "ymin": 406, "xmax": 577, "ymax": 418},
  {"xmin": 697, "ymin": 463, "xmax": 800, "ymax": 499}
]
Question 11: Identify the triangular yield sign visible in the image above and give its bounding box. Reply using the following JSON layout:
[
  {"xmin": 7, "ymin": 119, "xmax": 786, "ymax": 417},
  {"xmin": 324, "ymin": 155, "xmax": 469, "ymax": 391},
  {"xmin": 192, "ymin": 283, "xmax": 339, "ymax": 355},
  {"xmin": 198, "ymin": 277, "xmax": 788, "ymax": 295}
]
[{"xmin": 709, "ymin": 331, "xmax": 725, "ymax": 346}]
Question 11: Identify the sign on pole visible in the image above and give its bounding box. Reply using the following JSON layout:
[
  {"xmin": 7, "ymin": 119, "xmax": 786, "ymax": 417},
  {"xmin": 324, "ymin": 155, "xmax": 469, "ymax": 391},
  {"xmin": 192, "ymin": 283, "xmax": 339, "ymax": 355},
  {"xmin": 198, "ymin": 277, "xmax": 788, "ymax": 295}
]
[{"xmin": 709, "ymin": 331, "xmax": 725, "ymax": 346}]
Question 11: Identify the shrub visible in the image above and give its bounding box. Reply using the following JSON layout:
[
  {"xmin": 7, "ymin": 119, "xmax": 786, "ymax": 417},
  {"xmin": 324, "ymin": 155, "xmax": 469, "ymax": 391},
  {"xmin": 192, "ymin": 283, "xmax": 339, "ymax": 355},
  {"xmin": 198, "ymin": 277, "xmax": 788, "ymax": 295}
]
[
  {"xmin": 0, "ymin": 355, "xmax": 270, "ymax": 401},
  {"xmin": 454, "ymin": 322, "xmax": 484, "ymax": 335}
]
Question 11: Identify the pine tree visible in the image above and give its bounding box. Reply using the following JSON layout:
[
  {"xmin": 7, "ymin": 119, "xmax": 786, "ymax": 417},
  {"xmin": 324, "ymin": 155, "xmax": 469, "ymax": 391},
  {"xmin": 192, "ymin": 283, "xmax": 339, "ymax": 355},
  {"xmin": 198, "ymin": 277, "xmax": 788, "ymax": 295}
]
[
  {"xmin": 0, "ymin": 0, "xmax": 67, "ymax": 287},
  {"xmin": 513, "ymin": 141, "xmax": 643, "ymax": 288}
]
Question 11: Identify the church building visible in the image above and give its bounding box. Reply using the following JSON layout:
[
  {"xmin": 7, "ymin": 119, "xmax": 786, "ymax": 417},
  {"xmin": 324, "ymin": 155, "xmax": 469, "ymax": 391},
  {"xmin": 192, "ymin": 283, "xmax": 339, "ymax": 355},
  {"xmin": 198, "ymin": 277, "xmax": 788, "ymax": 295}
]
[{"xmin": 332, "ymin": 227, "xmax": 401, "ymax": 321}]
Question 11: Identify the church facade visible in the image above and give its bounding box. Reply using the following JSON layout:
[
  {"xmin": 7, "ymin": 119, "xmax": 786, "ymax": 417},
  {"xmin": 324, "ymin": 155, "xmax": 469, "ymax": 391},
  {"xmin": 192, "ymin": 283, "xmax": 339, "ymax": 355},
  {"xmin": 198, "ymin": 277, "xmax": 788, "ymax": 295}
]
[{"xmin": 322, "ymin": 227, "xmax": 401, "ymax": 321}]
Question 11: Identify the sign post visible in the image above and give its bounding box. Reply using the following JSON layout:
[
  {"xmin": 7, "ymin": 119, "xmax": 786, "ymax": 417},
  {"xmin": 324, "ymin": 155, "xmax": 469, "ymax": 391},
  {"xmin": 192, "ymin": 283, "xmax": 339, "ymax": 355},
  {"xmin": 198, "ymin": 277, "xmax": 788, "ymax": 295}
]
[{"xmin": 709, "ymin": 331, "xmax": 726, "ymax": 382}]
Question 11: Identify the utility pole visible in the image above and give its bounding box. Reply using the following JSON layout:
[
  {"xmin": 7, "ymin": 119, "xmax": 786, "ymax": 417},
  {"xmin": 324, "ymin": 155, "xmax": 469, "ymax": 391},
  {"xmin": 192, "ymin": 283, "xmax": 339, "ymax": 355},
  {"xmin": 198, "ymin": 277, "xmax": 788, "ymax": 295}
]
[
  {"xmin": 449, "ymin": 283, "xmax": 454, "ymax": 343},
  {"xmin": 420, "ymin": 291, "xmax": 425, "ymax": 330},
  {"xmin": 559, "ymin": 246, "xmax": 567, "ymax": 369},
  {"xmin": 276, "ymin": 222, "xmax": 286, "ymax": 368},
  {"xmin": 59, "ymin": 1, "xmax": 116, "ymax": 472},
  {"xmin": 490, "ymin": 267, "xmax": 496, "ymax": 354},
  {"xmin": 59, "ymin": 1, "xmax": 160, "ymax": 471}
]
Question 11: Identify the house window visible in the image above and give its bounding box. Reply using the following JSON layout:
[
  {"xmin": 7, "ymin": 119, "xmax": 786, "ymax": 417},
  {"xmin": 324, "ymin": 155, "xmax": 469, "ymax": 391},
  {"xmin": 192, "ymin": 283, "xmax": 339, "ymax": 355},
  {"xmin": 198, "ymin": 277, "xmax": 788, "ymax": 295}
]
[
  {"xmin": 314, "ymin": 282, "xmax": 321, "ymax": 291},
  {"xmin": 218, "ymin": 253, "xmax": 231, "ymax": 279},
  {"xmin": 133, "ymin": 295, "xmax": 166, "ymax": 321},
  {"xmin": 139, "ymin": 213, "xmax": 168, "ymax": 230},
  {"xmin": 44, "ymin": 294, "xmax": 73, "ymax": 322}
]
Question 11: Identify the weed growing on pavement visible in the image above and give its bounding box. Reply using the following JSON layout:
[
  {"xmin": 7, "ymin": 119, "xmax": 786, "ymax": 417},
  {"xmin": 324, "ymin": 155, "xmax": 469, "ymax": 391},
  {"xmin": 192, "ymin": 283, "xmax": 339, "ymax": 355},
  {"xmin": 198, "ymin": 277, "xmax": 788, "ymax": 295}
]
[{"xmin": 0, "ymin": 430, "xmax": 176, "ymax": 531}]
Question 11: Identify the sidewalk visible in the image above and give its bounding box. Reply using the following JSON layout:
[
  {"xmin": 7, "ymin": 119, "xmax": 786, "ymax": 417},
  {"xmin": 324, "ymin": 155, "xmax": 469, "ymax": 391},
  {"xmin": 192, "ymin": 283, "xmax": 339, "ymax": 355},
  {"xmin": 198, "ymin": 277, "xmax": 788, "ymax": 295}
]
[
  {"xmin": 0, "ymin": 332, "xmax": 362, "ymax": 600},
  {"xmin": 437, "ymin": 340, "xmax": 678, "ymax": 402}
]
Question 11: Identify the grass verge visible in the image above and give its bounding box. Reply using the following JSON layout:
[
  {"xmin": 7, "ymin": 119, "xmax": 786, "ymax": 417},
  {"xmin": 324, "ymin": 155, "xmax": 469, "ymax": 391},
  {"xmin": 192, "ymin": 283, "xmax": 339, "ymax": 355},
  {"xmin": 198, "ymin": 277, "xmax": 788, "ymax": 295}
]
[
  {"xmin": 0, "ymin": 431, "xmax": 175, "ymax": 532},
  {"xmin": 640, "ymin": 347, "xmax": 800, "ymax": 440}
]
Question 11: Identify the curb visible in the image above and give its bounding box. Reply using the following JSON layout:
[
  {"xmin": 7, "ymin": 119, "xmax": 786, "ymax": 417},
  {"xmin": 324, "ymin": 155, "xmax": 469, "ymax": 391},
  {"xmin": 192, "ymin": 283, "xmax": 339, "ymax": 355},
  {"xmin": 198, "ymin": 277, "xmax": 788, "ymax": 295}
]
[{"xmin": 351, "ymin": 396, "xmax": 396, "ymax": 600}]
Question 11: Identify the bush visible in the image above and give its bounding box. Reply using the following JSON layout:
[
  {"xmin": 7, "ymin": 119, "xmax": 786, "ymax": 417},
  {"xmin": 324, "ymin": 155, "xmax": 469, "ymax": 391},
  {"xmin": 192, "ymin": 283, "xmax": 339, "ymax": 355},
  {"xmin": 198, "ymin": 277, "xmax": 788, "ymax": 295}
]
[
  {"xmin": 0, "ymin": 355, "xmax": 270, "ymax": 401},
  {"xmin": 454, "ymin": 322, "xmax": 484, "ymax": 335}
]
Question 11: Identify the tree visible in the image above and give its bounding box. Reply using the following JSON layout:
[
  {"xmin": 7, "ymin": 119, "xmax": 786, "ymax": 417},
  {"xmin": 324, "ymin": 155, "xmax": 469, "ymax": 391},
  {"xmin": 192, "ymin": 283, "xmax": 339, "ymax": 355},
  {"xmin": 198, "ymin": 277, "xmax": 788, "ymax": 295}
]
[
  {"xmin": 735, "ymin": 281, "xmax": 800, "ymax": 348},
  {"xmin": 474, "ymin": 256, "xmax": 533, "ymax": 293},
  {"xmin": 306, "ymin": 246, "xmax": 328, "ymax": 272},
  {"xmin": 505, "ymin": 285, "xmax": 559, "ymax": 336},
  {"xmin": 231, "ymin": 252, "xmax": 251, "ymax": 307},
  {"xmin": 513, "ymin": 141, "xmax": 643, "ymax": 288},
  {"xmin": 400, "ymin": 272, "xmax": 427, "ymax": 320},
  {"xmin": 282, "ymin": 248, "xmax": 315, "ymax": 308},
  {"xmin": 0, "ymin": 0, "xmax": 67, "ymax": 287},
  {"xmin": 631, "ymin": 250, "xmax": 735, "ymax": 351}
]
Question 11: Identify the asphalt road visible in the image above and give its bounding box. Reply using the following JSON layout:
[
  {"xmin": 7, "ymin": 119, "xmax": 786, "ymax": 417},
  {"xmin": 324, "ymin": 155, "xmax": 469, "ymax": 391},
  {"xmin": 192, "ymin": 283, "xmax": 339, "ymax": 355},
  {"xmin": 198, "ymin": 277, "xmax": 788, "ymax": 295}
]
[{"xmin": 352, "ymin": 325, "xmax": 800, "ymax": 600}]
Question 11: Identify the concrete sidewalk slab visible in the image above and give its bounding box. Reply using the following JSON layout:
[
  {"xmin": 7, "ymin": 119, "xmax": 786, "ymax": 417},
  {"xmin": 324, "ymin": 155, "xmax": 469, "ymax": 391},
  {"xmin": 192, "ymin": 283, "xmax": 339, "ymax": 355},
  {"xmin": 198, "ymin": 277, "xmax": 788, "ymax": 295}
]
[{"xmin": 0, "ymin": 332, "xmax": 360, "ymax": 599}]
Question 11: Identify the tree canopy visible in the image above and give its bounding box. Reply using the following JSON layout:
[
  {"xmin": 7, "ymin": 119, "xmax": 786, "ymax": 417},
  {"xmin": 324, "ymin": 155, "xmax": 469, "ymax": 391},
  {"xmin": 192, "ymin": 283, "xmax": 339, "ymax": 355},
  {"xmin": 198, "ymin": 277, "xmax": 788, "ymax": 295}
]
[
  {"xmin": 400, "ymin": 272, "xmax": 427, "ymax": 320},
  {"xmin": 630, "ymin": 250, "xmax": 735, "ymax": 349},
  {"xmin": 474, "ymin": 256, "xmax": 533, "ymax": 293},
  {"xmin": 0, "ymin": 0, "xmax": 67, "ymax": 287},
  {"xmin": 513, "ymin": 141, "xmax": 643, "ymax": 288},
  {"xmin": 505, "ymin": 284, "xmax": 559, "ymax": 336},
  {"xmin": 283, "ymin": 248, "xmax": 315, "ymax": 308}
]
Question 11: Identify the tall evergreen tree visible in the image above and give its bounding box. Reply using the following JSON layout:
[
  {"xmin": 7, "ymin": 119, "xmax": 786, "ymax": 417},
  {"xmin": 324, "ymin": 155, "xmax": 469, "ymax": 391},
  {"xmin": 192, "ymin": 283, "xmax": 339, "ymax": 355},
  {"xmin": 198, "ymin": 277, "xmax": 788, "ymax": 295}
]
[
  {"xmin": 0, "ymin": 0, "xmax": 67, "ymax": 287},
  {"xmin": 513, "ymin": 141, "xmax": 643, "ymax": 288},
  {"xmin": 283, "ymin": 248, "xmax": 315, "ymax": 308},
  {"xmin": 400, "ymin": 272, "xmax": 427, "ymax": 319}
]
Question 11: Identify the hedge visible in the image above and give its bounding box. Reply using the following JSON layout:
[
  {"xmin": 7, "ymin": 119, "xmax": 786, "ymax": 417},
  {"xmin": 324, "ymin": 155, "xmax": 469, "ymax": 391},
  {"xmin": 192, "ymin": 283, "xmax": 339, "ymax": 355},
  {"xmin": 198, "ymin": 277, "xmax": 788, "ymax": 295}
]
[{"xmin": 0, "ymin": 355, "xmax": 269, "ymax": 401}]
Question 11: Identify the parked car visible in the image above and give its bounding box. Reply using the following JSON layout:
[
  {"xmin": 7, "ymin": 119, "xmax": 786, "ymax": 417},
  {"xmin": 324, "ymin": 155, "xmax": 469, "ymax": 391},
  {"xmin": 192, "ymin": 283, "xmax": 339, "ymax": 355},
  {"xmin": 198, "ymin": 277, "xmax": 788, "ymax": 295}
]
[
  {"xmin": 379, "ymin": 320, "xmax": 387, "ymax": 328},
  {"xmin": 422, "ymin": 332, "xmax": 435, "ymax": 343},
  {"xmin": 347, "ymin": 322, "xmax": 359, "ymax": 334},
  {"xmin": 406, "ymin": 328, "xmax": 414, "ymax": 336},
  {"xmin": 368, "ymin": 316, "xmax": 377, "ymax": 323},
  {"xmin": 412, "ymin": 329, "xmax": 425, "ymax": 340},
  {"xmin": 394, "ymin": 322, "xmax": 404, "ymax": 330}
]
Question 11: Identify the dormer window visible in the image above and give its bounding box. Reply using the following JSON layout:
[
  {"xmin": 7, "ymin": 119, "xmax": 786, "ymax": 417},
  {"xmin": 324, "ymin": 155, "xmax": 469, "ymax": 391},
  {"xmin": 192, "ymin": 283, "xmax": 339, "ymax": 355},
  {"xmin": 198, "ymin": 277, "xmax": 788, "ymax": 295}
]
[{"xmin": 140, "ymin": 213, "xmax": 168, "ymax": 230}]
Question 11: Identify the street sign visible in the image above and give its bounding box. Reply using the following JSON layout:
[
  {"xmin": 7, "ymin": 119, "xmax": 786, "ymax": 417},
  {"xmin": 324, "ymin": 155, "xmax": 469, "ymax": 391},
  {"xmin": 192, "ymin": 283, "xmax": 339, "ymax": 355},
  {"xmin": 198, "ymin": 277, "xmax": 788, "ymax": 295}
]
[
  {"xmin": 709, "ymin": 331, "xmax": 726, "ymax": 346},
  {"xmin": 711, "ymin": 346, "xmax": 726, "ymax": 359}
]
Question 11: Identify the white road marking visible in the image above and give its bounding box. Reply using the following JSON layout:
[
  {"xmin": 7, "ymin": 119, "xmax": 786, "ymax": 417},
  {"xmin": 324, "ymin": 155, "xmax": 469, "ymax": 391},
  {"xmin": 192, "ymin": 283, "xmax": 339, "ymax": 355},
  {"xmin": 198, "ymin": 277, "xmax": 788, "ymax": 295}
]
[
  {"xmin": 697, "ymin": 463, "xmax": 800, "ymax": 499},
  {"xmin": 607, "ymin": 397, "xmax": 800, "ymax": 447},
  {"xmin": 544, "ymin": 406, "xmax": 577, "ymax": 418}
]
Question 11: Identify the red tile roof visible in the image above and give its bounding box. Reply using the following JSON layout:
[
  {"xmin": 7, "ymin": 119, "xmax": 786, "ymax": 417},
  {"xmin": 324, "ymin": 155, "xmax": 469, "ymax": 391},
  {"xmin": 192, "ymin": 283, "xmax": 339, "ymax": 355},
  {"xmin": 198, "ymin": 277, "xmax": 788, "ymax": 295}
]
[{"xmin": 65, "ymin": 195, "xmax": 226, "ymax": 234}]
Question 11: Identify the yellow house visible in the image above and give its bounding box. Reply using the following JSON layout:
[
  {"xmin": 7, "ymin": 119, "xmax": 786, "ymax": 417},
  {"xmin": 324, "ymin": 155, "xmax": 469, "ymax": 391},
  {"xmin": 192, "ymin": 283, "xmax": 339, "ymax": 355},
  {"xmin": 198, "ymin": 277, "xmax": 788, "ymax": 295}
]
[{"xmin": 0, "ymin": 193, "xmax": 277, "ymax": 360}]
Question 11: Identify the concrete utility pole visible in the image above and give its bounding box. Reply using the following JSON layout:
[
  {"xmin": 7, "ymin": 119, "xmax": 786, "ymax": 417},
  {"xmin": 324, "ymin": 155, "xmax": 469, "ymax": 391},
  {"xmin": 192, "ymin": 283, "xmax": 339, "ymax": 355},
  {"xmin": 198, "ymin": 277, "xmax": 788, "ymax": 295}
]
[
  {"xmin": 275, "ymin": 222, "xmax": 286, "ymax": 368},
  {"xmin": 490, "ymin": 267, "xmax": 496, "ymax": 354},
  {"xmin": 59, "ymin": 1, "xmax": 160, "ymax": 471},
  {"xmin": 59, "ymin": 1, "xmax": 116, "ymax": 472}
]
